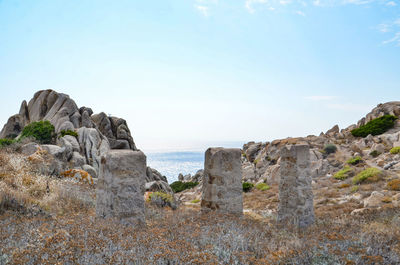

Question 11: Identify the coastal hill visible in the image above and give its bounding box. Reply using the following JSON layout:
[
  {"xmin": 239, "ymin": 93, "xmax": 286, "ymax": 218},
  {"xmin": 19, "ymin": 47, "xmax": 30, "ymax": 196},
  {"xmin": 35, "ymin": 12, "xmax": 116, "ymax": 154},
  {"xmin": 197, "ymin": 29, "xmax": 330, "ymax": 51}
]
[{"xmin": 0, "ymin": 91, "xmax": 399, "ymax": 263}]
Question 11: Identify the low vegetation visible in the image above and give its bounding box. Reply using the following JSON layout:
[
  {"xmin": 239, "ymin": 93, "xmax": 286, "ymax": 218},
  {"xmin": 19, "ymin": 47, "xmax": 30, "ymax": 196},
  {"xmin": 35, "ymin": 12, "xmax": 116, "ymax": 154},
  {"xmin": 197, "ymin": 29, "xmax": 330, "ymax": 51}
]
[
  {"xmin": 346, "ymin": 156, "xmax": 362, "ymax": 165},
  {"xmin": 242, "ymin": 182, "xmax": 254, "ymax": 192},
  {"xmin": 352, "ymin": 167, "xmax": 382, "ymax": 184},
  {"xmin": 351, "ymin": 115, "xmax": 397, "ymax": 137},
  {"xmin": 370, "ymin": 150, "xmax": 381, "ymax": 158},
  {"xmin": 170, "ymin": 181, "xmax": 199, "ymax": 193},
  {"xmin": 59, "ymin": 130, "xmax": 78, "ymax": 138},
  {"xmin": 0, "ymin": 149, "xmax": 94, "ymax": 216},
  {"xmin": 255, "ymin": 183, "xmax": 270, "ymax": 191},
  {"xmin": 387, "ymin": 179, "xmax": 400, "ymax": 191},
  {"xmin": 21, "ymin": 121, "xmax": 55, "ymax": 144},
  {"xmin": 148, "ymin": 191, "xmax": 176, "ymax": 209},
  {"xmin": 323, "ymin": 144, "xmax": 337, "ymax": 155},
  {"xmin": 390, "ymin": 146, "xmax": 400, "ymax": 154},
  {"xmin": 351, "ymin": 186, "xmax": 359, "ymax": 193},
  {"xmin": 333, "ymin": 166, "xmax": 354, "ymax": 180},
  {"xmin": 0, "ymin": 138, "xmax": 14, "ymax": 147}
]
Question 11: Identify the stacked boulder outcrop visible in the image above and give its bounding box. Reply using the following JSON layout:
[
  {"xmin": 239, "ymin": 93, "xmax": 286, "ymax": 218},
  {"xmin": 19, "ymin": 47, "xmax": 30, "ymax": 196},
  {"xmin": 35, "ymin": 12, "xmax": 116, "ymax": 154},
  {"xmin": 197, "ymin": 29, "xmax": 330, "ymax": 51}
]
[
  {"xmin": 0, "ymin": 90, "xmax": 136, "ymax": 150},
  {"xmin": 277, "ymin": 144, "xmax": 315, "ymax": 228},
  {"xmin": 201, "ymin": 148, "xmax": 243, "ymax": 214},
  {"xmin": 0, "ymin": 89, "xmax": 172, "ymax": 194}
]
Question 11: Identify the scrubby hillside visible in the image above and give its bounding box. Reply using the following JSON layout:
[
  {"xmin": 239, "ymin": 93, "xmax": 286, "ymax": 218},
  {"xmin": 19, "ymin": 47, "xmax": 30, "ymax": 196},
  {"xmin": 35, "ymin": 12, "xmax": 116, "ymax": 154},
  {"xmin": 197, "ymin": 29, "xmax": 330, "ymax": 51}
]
[
  {"xmin": 1, "ymin": 147, "xmax": 400, "ymax": 264},
  {"xmin": 1, "ymin": 99, "xmax": 400, "ymax": 264}
]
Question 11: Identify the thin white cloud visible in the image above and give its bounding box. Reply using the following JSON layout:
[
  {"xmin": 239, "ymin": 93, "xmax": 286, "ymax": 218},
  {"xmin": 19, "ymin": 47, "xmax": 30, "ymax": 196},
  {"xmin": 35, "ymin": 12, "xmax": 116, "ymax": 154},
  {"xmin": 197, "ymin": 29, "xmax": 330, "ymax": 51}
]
[
  {"xmin": 326, "ymin": 103, "xmax": 370, "ymax": 112},
  {"xmin": 245, "ymin": 0, "xmax": 268, "ymax": 13},
  {"xmin": 383, "ymin": 32, "xmax": 400, "ymax": 46},
  {"xmin": 379, "ymin": 18, "xmax": 400, "ymax": 47},
  {"xmin": 304, "ymin": 96, "xmax": 337, "ymax": 101},
  {"xmin": 386, "ymin": 1, "xmax": 397, "ymax": 6},
  {"xmin": 194, "ymin": 0, "xmax": 218, "ymax": 17},
  {"xmin": 296, "ymin": 10, "xmax": 306, "ymax": 16},
  {"xmin": 279, "ymin": 0, "xmax": 292, "ymax": 5},
  {"xmin": 342, "ymin": 0, "xmax": 374, "ymax": 5},
  {"xmin": 378, "ymin": 23, "xmax": 391, "ymax": 33},
  {"xmin": 195, "ymin": 5, "xmax": 210, "ymax": 17}
]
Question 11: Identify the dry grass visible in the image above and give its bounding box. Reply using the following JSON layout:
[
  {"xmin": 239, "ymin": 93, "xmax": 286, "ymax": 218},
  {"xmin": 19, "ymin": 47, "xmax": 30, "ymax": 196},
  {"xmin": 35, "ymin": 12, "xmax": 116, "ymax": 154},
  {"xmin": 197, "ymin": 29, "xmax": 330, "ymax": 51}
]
[
  {"xmin": 1, "ymin": 205, "xmax": 399, "ymax": 264},
  {"xmin": 0, "ymin": 149, "xmax": 94, "ymax": 216},
  {"xmin": 1, "ymin": 148, "xmax": 400, "ymax": 264}
]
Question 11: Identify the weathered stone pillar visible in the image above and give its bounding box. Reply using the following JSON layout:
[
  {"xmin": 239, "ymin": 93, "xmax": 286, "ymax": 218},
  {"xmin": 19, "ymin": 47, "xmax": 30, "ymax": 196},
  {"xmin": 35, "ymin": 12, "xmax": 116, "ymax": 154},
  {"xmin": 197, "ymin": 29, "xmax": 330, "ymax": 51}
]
[
  {"xmin": 277, "ymin": 144, "xmax": 314, "ymax": 228},
  {"xmin": 96, "ymin": 150, "xmax": 146, "ymax": 225},
  {"xmin": 201, "ymin": 148, "xmax": 243, "ymax": 214}
]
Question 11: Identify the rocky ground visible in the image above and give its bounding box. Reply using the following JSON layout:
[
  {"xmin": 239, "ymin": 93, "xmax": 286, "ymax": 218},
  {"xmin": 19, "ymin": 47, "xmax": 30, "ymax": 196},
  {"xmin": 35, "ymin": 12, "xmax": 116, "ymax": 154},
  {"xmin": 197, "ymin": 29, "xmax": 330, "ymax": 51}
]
[
  {"xmin": 179, "ymin": 102, "xmax": 400, "ymax": 219},
  {"xmin": 1, "ymin": 93, "xmax": 400, "ymax": 264},
  {"xmin": 0, "ymin": 145, "xmax": 399, "ymax": 264}
]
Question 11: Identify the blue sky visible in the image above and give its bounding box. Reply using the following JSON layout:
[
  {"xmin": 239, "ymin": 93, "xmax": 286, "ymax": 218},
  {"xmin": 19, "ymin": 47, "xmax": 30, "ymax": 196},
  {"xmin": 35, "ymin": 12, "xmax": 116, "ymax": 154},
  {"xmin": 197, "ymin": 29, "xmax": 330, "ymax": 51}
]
[{"xmin": 0, "ymin": 0, "xmax": 399, "ymax": 152}]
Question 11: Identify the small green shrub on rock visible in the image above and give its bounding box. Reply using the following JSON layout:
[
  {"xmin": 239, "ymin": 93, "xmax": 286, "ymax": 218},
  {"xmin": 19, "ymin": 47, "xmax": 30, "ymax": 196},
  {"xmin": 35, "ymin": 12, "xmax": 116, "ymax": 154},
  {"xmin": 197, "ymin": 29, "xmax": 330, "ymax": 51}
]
[
  {"xmin": 323, "ymin": 144, "xmax": 337, "ymax": 155},
  {"xmin": 333, "ymin": 166, "xmax": 354, "ymax": 180},
  {"xmin": 390, "ymin": 146, "xmax": 400, "ymax": 154},
  {"xmin": 369, "ymin": 150, "xmax": 381, "ymax": 158},
  {"xmin": 242, "ymin": 182, "xmax": 254, "ymax": 192},
  {"xmin": 170, "ymin": 181, "xmax": 199, "ymax": 193},
  {"xmin": 351, "ymin": 186, "xmax": 359, "ymax": 193},
  {"xmin": 352, "ymin": 168, "xmax": 382, "ymax": 184},
  {"xmin": 148, "ymin": 192, "xmax": 177, "ymax": 209},
  {"xmin": 351, "ymin": 115, "xmax": 397, "ymax": 137},
  {"xmin": 255, "ymin": 183, "xmax": 270, "ymax": 191},
  {"xmin": 21, "ymin": 121, "xmax": 55, "ymax": 144},
  {"xmin": 346, "ymin": 156, "xmax": 362, "ymax": 165},
  {"xmin": 0, "ymin": 138, "xmax": 15, "ymax": 147},
  {"xmin": 59, "ymin": 130, "xmax": 78, "ymax": 138}
]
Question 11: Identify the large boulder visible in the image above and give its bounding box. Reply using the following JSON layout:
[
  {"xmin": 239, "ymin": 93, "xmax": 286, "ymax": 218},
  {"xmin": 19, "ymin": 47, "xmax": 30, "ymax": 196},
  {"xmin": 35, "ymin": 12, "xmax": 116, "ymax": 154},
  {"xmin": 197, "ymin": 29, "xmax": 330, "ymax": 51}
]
[
  {"xmin": 145, "ymin": 167, "xmax": 172, "ymax": 194},
  {"xmin": 77, "ymin": 127, "xmax": 110, "ymax": 177},
  {"xmin": 357, "ymin": 102, "xmax": 400, "ymax": 127},
  {"xmin": 91, "ymin": 112, "xmax": 137, "ymax": 150}
]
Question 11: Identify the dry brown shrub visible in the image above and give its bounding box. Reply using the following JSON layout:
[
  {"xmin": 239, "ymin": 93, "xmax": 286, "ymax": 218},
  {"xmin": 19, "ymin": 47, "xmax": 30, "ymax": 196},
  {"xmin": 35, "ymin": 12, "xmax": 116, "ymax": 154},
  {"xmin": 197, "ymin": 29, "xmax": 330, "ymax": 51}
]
[
  {"xmin": 338, "ymin": 183, "xmax": 351, "ymax": 189},
  {"xmin": 387, "ymin": 179, "xmax": 400, "ymax": 191}
]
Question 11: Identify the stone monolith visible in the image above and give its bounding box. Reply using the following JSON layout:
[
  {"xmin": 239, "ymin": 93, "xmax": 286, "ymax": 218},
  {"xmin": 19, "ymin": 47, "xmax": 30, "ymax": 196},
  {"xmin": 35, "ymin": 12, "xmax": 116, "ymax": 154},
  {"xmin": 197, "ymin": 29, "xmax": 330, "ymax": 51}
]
[
  {"xmin": 277, "ymin": 144, "xmax": 314, "ymax": 228},
  {"xmin": 201, "ymin": 147, "xmax": 243, "ymax": 214},
  {"xmin": 96, "ymin": 150, "xmax": 146, "ymax": 225}
]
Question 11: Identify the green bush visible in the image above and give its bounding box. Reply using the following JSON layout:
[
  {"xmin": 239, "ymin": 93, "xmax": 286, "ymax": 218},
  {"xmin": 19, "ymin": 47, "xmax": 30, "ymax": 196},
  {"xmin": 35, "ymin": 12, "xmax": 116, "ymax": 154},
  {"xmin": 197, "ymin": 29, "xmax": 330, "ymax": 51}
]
[
  {"xmin": 170, "ymin": 181, "xmax": 199, "ymax": 193},
  {"xmin": 21, "ymin": 121, "xmax": 55, "ymax": 144},
  {"xmin": 0, "ymin": 138, "xmax": 15, "ymax": 147},
  {"xmin": 369, "ymin": 150, "xmax": 381, "ymax": 158},
  {"xmin": 333, "ymin": 166, "xmax": 354, "ymax": 180},
  {"xmin": 255, "ymin": 183, "xmax": 270, "ymax": 191},
  {"xmin": 390, "ymin": 146, "xmax": 400, "ymax": 154},
  {"xmin": 148, "ymin": 192, "xmax": 177, "ymax": 209},
  {"xmin": 352, "ymin": 168, "xmax": 382, "ymax": 184},
  {"xmin": 351, "ymin": 186, "xmax": 359, "ymax": 193},
  {"xmin": 346, "ymin": 156, "xmax": 362, "ymax": 165},
  {"xmin": 242, "ymin": 182, "xmax": 254, "ymax": 192},
  {"xmin": 351, "ymin": 115, "xmax": 397, "ymax": 137},
  {"xmin": 323, "ymin": 144, "xmax": 337, "ymax": 155},
  {"xmin": 59, "ymin": 130, "xmax": 78, "ymax": 138}
]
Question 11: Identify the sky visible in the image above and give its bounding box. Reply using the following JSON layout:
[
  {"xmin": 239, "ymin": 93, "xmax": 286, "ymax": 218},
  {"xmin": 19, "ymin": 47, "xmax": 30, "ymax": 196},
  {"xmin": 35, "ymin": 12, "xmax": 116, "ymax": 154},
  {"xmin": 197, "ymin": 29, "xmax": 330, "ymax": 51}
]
[{"xmin": 0, "ymin": 0, "xmax": 399, "ymax": 152}]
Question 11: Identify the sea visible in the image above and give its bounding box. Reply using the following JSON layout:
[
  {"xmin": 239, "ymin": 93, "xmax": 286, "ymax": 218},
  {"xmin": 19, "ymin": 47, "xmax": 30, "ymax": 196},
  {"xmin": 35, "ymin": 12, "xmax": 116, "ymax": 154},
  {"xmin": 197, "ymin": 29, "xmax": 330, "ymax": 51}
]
[{"xmin": 146, "ymin": 152, "xmax": 204, "ymax": 183}]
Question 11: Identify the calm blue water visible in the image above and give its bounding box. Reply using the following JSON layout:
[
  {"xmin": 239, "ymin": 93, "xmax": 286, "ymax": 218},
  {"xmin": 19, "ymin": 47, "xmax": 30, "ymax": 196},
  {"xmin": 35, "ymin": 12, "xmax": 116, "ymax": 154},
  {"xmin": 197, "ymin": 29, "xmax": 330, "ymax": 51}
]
[{"xmin": 146, "ymin": 152, "xmax": 204, "ymax": 183}]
